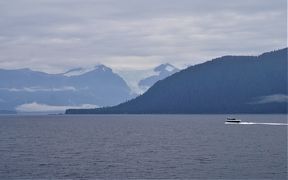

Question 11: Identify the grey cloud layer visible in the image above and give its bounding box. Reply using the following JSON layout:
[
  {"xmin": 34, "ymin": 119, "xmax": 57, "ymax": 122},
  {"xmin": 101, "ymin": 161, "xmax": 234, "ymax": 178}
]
[{"xmin": 0, "ymin": 0, "xmax": 286, "ymax": 72}]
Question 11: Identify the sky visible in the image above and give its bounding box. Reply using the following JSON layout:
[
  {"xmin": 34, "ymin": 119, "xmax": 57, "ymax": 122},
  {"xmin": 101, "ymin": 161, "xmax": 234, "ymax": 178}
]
[{"xmin": 0, "ymin": 0, "xmax": 286, "ymax": 80}]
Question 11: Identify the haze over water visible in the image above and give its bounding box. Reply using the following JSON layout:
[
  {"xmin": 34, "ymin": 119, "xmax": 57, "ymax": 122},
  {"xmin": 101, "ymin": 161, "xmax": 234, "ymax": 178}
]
[{"xmin": 0, "ymin": 114, "xmax": 286, "ymax": 179}]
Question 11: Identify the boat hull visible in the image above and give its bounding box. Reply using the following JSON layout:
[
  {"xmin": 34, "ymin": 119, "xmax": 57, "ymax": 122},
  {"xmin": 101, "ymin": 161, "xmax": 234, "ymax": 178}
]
[{"xmin": 226, "ymin": 120, "xmax": 241, "ymax": 123}]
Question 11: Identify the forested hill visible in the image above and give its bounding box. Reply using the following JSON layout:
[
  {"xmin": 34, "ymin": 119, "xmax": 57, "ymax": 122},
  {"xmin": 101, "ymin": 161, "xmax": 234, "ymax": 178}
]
[{"xmin": 66, "ymin": 48, "xmax": 287, "ymax": 114}]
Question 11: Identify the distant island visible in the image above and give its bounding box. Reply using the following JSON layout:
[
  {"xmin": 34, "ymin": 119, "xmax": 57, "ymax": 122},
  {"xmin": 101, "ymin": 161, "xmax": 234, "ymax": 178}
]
[{"xmin": 66, "ymin": 48, "xmax": 288, "ymax": 114}]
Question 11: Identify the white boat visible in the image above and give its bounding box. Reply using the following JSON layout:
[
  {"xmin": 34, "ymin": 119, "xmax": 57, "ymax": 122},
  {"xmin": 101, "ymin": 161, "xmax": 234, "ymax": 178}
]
[{"xmin": 226, "ymin": 117, "xmax": 241, "ymax": 123}]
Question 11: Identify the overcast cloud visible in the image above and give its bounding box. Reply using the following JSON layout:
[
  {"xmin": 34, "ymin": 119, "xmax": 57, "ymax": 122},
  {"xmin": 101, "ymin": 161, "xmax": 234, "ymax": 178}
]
[{"xmin": 0, "ymin": 0, "xmax": 286, "ymax": 74}]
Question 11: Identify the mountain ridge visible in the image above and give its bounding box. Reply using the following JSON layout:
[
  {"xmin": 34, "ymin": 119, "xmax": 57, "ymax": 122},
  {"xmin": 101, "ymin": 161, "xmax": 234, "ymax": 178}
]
[
  {"xmin": 66, "ymin": 48, "xmax": 288, "ymax": 114},
  {"xmin": 0, "ymin": 64, "xmax": 133, "ymax": 112},
  {"xmin": 138, "ymin": 63, "xmax": 179, "ymax": 91}
]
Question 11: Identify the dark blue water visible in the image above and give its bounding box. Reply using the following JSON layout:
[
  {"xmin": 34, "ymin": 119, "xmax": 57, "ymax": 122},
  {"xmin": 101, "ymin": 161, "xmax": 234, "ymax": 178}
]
[{"xmin": 0, "ymin": 115, "xmax": 287, "ymax": 179}]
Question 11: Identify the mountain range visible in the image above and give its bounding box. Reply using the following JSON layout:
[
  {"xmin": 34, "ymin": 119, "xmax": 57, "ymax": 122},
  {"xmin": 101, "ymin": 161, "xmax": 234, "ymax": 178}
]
[
  {"xmin": 66, "ymin": 48, "xmax": 288, "ymax": 114},
  {"xmin": 0, "ymin": 65, "xmax": 132, "ymax": 113}
]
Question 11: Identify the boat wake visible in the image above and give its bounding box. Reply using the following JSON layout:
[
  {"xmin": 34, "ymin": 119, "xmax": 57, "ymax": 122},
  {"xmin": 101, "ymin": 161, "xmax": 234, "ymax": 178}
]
[{"xmin": 225, "ymin": 122, "xmax": 288, "ymax": 126}]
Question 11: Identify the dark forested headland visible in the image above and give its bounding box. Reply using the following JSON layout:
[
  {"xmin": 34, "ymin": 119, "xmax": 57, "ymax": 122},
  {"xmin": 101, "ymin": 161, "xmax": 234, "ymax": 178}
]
[{"xmin": 66, "ymin": 48, "xmax": 287, "ymax": 114}]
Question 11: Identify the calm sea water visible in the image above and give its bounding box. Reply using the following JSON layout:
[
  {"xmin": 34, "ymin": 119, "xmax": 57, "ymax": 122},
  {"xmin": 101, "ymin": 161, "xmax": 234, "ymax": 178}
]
[{"xmin": 0, "ymin": 114, "xmax": 287, "ymax": 179}]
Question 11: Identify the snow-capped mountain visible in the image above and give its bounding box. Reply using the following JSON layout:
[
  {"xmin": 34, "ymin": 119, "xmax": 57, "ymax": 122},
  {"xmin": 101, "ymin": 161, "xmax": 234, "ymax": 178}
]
[
  {"xmin": 138, "ymin": 63, "xmax": 179, "ymax": 91},
  {"xmin": 0, "ymin": 64, "xmax": 133, "ymax": 113},
  {"xmin": 63, "ymin": 65, "xmax": 111, "ymax": 77}
]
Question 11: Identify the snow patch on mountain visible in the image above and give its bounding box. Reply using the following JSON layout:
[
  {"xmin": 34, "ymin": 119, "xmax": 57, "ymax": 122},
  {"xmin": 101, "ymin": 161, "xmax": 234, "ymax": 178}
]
[
  {"xmin": 165, "ymin": 65, "xmax": 175, "ymax": 72},
  {"xmin": 138, "ymin": 63, "xmax": 179, "ymax": 93},
  {"xmin": 63, "ymin": 64, "xmax": 111, "ymax": 77}
]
